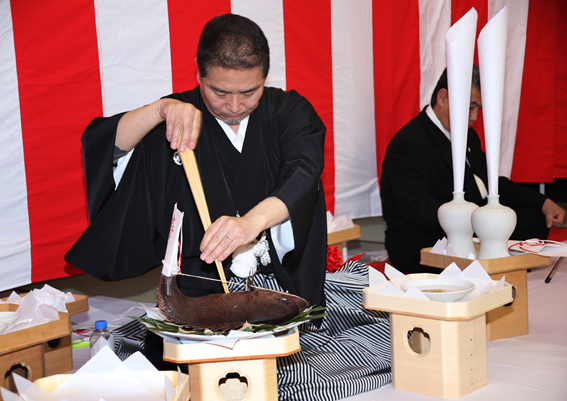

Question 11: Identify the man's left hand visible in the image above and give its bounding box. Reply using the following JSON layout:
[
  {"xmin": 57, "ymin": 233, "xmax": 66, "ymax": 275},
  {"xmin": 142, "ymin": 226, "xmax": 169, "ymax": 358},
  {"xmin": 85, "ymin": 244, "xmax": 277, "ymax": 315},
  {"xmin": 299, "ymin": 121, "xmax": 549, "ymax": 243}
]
[
  {"xmin": 199, "ymin": 197, "xmax": 289, "ymax": 264},
  {"xmin": 199, "ymin": 215, "xmax": 259, "ymax": 264}
]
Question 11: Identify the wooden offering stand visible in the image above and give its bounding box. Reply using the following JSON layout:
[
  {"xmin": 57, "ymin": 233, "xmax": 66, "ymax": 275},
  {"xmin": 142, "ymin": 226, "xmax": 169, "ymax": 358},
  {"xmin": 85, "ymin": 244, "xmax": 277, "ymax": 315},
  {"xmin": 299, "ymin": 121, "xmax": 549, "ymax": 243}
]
[
  {"xmin": 420, "ymin": 246, "xmax": 550, "ymax": 340},
  {"xmin": 327, "ymin": 224, "xmax": 361, "ymax": 257},
  {"xmin": 363, "ymin": 274, "xmax": 513, "ymax": 398},
  {"xmin": 0, "ymin": 294, "xmax": 88, "ymax": 398},
  {"xmin": 162, "ymin": 328, "xmax": 301, "ymax": 401}
]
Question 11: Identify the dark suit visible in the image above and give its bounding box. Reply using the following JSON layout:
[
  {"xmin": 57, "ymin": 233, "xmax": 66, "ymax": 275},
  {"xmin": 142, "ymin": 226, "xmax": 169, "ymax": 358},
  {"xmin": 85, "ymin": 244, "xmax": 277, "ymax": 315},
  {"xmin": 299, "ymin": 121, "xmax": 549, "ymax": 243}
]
[{"xmin": 380, "ymin": 107, "xmax": 548, "ymax": 273}]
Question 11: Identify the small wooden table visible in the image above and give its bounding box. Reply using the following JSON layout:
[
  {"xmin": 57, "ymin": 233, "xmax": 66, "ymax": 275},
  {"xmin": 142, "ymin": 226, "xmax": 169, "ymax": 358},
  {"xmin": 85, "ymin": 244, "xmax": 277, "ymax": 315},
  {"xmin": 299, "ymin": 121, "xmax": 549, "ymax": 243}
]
[
  {"xmin": 328, "ymin": 224, "xmax": 361, "ymax": 259},
  {"xmin": 162, "ymin": 328, "xmax": 301, "ymax": 401},
  {"xmin": 363, "ymin": 274, "xmax": 512, "ymax": 398},
  {"xmin": 0, "ymin": 294, "xmax": 88, "ymax": 397},
  {"xmin": 420, "ymin": 247, "xmax": 550, "ymax": 340}
]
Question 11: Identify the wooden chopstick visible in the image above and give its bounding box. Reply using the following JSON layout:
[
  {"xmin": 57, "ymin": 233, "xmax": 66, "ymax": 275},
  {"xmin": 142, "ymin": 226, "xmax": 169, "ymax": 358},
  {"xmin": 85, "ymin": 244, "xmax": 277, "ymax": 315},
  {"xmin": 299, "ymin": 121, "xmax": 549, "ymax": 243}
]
[{"xmin": 178, "ymin": 148, "xmax": 229, "ymax": 293}]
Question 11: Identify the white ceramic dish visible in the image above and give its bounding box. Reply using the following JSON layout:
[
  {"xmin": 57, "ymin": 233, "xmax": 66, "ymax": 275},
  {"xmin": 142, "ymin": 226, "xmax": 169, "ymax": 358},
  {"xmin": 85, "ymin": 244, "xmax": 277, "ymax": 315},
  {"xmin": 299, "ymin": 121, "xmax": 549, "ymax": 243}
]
[
  {"xmin": 0, "ymin": 311, "xmax": 19, "ymax": 326},
  {"xmin": 401, "ymin": 278, "xmax": 475, "ymax": 302}
]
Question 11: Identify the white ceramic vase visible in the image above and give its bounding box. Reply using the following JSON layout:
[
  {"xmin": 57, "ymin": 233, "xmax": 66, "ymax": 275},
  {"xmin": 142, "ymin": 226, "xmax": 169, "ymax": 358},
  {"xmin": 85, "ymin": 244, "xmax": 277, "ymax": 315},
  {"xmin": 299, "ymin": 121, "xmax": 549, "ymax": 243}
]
[
  {"xmin": 438, "ymin": 192, "xmax": 479, "ymax": 258},
  {"xmin": 471, "ymin": 195, "xmax": 517, "ymax": 259}
]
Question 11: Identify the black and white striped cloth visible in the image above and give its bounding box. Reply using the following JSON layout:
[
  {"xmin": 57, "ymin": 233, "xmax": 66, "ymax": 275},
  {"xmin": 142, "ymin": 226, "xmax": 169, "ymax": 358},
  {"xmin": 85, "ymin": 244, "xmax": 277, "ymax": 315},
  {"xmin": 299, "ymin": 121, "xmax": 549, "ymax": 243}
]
[{"xmin": 112, "ymin": 261, "xmax": 392, "ymax": 400}]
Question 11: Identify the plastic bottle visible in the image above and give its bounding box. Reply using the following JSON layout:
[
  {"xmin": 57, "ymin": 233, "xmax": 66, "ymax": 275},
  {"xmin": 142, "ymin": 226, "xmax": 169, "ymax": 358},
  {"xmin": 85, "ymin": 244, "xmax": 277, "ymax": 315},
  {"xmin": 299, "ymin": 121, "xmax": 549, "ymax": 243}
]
[{"xmin": 89, "ymin": 320, "xmax": 115, "ymax": 358}]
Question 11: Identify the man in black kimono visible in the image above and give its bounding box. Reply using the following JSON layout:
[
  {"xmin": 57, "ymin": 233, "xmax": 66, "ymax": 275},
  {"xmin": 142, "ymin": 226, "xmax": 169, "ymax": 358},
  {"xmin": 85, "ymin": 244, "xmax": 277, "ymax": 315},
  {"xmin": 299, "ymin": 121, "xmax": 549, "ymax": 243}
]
[
  {"xmin": 66, "ymin": 13, "xmax": 326, "ymax": 321},
  {"xmin": 380, "ymin": 66, "xmax": 565, "ymax": 273}
]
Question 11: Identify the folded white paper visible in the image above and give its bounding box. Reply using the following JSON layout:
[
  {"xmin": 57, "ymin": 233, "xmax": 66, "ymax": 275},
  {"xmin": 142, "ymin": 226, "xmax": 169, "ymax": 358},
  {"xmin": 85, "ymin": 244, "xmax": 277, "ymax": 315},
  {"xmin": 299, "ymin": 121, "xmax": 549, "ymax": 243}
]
[
  {"xmin": 2, "ymin": 347, "xmax": 185, "ymax": 401},
  {"xmin": 508, "ymin": 239, "xmax": 567, "ymax": 257},
  {"xmin": 370, "ymin": 261, "xmax": 504, "ymax": 303},
  {"xmin": 326, "ymin": 211, "xmax": 354, "ymax": 233},
  {"xmin": 1, "ymin": 288, "xmax": 66, "ymax": 335},
  {"xmin": 478, "ymin": 6, "xmax": 508, "ymax": 195},
  {"xmin": 0, "ymin": 284, "xmax": 74, "ymax": 312},
  {"xmin": 162, "ymin": 203, "xmax": 183, "ymax": 277},
  {"xmin": 431, "ymin": 237, "xmax": 475, "ymax": 259},
  {"xmin": 368, "ymin": 266, "xmax": 387, "ymax": 292},
  {"xmin": 439, "ymin": 261, "xmax": 504, "ymax": 301},
  {"xmin": 446, "ymin": 8, "xmax": 478, "ymax": 193}
]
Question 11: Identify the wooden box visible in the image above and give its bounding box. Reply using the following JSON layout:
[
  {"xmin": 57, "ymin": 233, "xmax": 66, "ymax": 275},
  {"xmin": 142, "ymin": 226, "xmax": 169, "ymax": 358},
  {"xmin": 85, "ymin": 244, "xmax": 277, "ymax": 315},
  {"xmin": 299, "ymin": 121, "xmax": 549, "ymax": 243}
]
[
  {"xmin": 33, "ymin": 371, "xmax": 190, "ymax": 401},
  {"xmin": 0, "ymin": 293, "xmax": 89, "ymax": 397},
  {"xmin": 328, "ymin": 224, "xmax": 361, "ymax": 258},
  {"xmin": 0, "ymin": 304, "xmax": 71, "ymax": 396},
  {"xmin": 163, "ymin": 328, "xmax": 301, "ymax": 401},
  {"xmin": 420, "ymin": 247, "xmax": 550, "ymax": 340},
  {"xmin": 44, "ymin": 294, "xmax": 89, "ymax": 376},
  {"xmin": 363, "ymin": 273, "xmax": 513, "ymax": 398}
]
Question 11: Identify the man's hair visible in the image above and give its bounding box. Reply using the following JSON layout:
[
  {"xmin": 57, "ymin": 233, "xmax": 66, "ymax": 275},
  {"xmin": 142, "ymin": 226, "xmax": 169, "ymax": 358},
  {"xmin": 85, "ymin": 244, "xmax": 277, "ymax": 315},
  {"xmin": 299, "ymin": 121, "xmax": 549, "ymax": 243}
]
[
  {"xmin": 197, "ymin": 13, "xmax": 270, "ymax": 78},
  {"xmin": 430, "ymin": 64, "xmax": 480, "ymax": 107}
]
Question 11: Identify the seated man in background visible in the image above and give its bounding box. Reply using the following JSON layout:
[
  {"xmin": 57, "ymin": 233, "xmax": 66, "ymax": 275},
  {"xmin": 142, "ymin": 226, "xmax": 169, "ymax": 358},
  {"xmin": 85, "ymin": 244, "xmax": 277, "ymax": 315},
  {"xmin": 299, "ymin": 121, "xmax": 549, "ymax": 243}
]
[{"xmin": 380, "ymin": 66, "xmax": 565, "ymax": 273}]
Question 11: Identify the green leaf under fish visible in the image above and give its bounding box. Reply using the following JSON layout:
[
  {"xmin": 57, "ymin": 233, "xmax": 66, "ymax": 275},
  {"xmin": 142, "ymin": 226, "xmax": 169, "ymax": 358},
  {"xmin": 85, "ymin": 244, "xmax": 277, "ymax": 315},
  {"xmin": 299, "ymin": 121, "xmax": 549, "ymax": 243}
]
[{"xmin": 131, "ymin": 305, "xmax": 327, "ymax": 336}]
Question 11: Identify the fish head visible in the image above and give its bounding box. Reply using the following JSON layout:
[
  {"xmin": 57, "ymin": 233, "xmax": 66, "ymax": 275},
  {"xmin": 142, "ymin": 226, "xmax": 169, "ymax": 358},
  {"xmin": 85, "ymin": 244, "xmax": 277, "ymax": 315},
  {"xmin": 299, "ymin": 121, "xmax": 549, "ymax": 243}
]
[
  {"xmin": 274, "ymin": 292, "xmax": 309, "ymax": 312},
  {"xmin": 251, "ymin": 290, "xmax": 309, "ymax": 323}
]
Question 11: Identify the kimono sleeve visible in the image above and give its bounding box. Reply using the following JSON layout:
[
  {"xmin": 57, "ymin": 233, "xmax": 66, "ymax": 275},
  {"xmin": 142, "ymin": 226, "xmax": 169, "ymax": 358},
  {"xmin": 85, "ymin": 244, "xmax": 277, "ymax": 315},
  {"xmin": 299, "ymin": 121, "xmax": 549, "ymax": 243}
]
[{"xmin": 65, "ymin": 116, "xmax": 169, "ymax": 281}]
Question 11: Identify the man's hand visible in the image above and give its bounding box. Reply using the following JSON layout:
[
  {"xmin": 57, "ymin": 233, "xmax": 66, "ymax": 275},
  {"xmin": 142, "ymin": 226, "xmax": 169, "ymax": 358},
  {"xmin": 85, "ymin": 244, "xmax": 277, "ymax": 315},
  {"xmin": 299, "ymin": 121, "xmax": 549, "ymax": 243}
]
[
  {"xmin": 116, "ymin": 98, "xmax": 202, "ymax": 153},
  {"xmin": 199, "ymin": 215, "xmax": 260, "ymax": 264},
  {"xmin": 199, "ymin": 197, "xmax": 289, "ymax": 264},
  {"xmin": 541, "ymin": 198, "xmax": 566, "ymax": 228},
  {"xmin": 157, "ymin": 98, "xmax": 202, "ymax": 152}
]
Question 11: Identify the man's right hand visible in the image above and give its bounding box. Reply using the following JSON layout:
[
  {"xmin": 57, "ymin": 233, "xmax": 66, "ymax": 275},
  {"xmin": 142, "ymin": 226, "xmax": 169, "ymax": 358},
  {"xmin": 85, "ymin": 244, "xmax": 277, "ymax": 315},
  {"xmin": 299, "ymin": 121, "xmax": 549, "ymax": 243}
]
[
  {"xmin": 156, "ymin": 98, "xmax": 202, "ymax": 152},
  {"xmin": 115, "ymin": 98, "xmax": 202, "ymax": 153}
]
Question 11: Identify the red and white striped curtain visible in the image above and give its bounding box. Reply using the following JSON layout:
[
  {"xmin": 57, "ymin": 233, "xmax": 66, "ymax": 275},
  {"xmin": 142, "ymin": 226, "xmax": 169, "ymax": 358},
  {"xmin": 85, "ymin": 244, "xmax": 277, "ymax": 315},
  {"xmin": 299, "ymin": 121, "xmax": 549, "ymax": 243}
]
[{"xmin": 1, "ymin": 0, "xmax": 565, "ymax": 291}]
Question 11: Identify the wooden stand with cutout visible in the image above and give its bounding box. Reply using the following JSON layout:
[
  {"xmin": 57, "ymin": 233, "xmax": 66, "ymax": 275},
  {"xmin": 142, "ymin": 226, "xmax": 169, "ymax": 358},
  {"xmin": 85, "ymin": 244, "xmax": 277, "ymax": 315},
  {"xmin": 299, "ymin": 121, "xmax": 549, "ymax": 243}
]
[
  {"xmin": 0, "ymin": 294, "xmax": 88, "ymax": 399},
  {"xmin": 363, "ymin": 273, "xmax": 513, "ymax": 398},
  {"xmin": 162, "ymin": 328, "xmax": 301, "ymax": 401},
  {"xmin": 328, "ymin": 224, "xmax": 361, "ymax": 259},
  {"xmin": 420, "ymin": 247, "xmax": 550, "ymax": 340}
]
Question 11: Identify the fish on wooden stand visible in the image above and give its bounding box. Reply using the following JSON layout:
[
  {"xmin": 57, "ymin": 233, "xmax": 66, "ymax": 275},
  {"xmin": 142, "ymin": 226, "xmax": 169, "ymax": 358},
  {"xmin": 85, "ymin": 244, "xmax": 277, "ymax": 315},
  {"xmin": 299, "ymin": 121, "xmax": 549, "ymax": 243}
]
[{"xmin": 156, "ymin": 272, "xmax": 309, "ymax": 331}]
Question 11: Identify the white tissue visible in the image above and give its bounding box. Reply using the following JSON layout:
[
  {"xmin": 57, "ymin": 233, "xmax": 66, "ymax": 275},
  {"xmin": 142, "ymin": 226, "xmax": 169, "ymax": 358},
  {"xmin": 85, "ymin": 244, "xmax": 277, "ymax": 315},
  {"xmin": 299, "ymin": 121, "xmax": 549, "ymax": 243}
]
[
  {"xmin": 326, "ymin": 211, "xmax": 354, "ymax": 233},
  {"xmin": 3, "ymin": 290, "xmax": 61, "ymax": 335},
  {"xmin": 0, "ymin": 284, "xmax": 74, "ymax": 313},
  {"xmin": 229, "ymin": 243, "xmax": 257, "ymax": 278}
]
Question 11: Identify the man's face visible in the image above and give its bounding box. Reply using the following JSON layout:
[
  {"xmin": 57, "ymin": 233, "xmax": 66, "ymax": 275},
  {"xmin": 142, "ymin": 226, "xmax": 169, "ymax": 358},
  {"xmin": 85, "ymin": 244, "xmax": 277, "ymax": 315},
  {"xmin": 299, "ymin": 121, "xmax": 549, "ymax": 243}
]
[
  {"xmin": 468, "ymin": 87, "xmax": 482, "ymax": 128},
  {"xmin": 437, "ymin": 86, "xmax": 483, "ymax": 132},
  {"xmin": 198, "ymin": 66, "xmax": 265, "ymax": 126}
]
